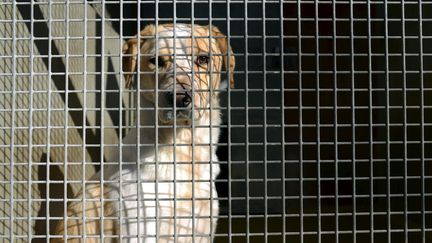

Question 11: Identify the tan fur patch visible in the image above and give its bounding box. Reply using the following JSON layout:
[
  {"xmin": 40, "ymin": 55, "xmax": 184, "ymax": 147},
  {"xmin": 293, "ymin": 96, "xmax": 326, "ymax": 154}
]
[{"xmin": 51, "ymin": 184, "xmax": 118, "ymax": 242}]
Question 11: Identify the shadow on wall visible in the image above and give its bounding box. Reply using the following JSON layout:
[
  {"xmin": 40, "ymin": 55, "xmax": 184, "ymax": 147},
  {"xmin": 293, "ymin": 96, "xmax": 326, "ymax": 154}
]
[{"xmin": 32, "ymin": 154, "xmax": 73, "ymax": 243}]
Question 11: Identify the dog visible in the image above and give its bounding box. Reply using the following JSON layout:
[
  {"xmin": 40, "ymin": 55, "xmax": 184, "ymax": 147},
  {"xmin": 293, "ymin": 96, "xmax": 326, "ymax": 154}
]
[{"xmin": 52, "ymin": 23, "xmax": 235, "ymax": 242}]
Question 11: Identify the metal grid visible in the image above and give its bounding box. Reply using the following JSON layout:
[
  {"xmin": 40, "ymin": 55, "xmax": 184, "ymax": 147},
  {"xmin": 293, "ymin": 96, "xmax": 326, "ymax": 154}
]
[{"xmin": 0, "ymin": 1, "xmax": 431, "ymax": 242}]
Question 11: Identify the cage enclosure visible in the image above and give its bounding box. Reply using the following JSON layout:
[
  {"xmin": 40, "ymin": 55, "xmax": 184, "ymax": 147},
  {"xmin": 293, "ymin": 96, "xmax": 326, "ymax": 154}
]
[{"xmin": 0, "ymin": 1, "xmax": 431, "ymax": 242}]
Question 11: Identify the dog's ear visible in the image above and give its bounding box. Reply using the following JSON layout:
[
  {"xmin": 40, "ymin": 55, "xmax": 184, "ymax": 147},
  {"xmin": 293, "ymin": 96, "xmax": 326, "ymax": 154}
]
[
  {"xmin": 210, "ymin": 26, "xmax": 235, "ymax": 89},
  {"xmin": 122, "ymin": 25, "xmax": 155, "ymax": 88},
  {"xmin": 122, "ymin": 38, "xmax": 140, "ymax": 88}
]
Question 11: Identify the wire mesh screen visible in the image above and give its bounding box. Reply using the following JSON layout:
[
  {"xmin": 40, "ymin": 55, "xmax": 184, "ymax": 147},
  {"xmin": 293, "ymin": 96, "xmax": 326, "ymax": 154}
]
[{"xmin": 0, "ymin": 1, "xmax": 431, "ymax": 242}]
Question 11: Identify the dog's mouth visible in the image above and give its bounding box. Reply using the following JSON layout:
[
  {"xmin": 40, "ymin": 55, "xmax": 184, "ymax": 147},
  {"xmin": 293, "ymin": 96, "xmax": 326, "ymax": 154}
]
[{"xmin": 158, "ymin": 108, "xmax": 193, "ymax": 125}]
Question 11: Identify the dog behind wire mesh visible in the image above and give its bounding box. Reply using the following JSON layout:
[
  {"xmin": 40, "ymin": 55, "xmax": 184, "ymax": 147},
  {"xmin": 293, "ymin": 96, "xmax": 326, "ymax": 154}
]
[{"xmin": 52, "ymin": 23, "xmax": 235, "ymax": 242}]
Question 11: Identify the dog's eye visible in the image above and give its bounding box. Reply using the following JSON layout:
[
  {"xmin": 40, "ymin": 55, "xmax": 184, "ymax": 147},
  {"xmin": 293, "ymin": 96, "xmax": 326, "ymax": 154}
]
[
  {"xmin": 149, "ymin": 57, "xmax": 164, "ymax": 68},
  {"xmin": 196, "ymin": 55, "xmax": 210, "ymax": 66}
]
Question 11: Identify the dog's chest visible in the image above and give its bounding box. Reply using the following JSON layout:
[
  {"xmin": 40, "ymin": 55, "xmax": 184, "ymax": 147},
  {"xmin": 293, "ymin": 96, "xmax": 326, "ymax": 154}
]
[{"xmin": 109, "ymin": 145, "xmax": 219, "ymax": 242}]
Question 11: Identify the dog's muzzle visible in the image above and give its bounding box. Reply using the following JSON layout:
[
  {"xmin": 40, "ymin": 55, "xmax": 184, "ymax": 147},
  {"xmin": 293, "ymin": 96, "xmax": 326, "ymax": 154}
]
[{"xmin": 162, "ymin": 90, "xmax": 193, "ymax": 122}]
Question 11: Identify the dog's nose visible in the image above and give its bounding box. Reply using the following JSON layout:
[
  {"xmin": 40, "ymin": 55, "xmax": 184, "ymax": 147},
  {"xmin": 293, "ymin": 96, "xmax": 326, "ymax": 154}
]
[{"xmin": 166, "ymin": 91, "xmax": 192, "ymax": 108}]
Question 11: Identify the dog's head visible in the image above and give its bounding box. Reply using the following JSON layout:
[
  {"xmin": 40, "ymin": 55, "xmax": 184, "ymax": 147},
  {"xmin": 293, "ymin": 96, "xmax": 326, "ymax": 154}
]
[{"xmin": 122, "ymin": 23, "xmax": 235, "ymax": 125}]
